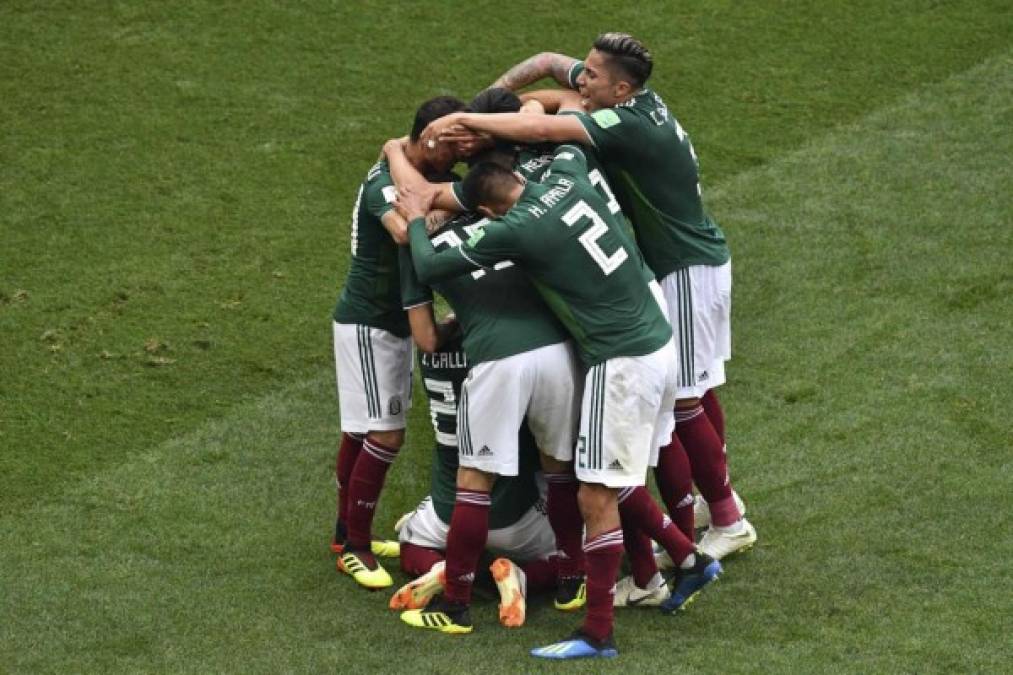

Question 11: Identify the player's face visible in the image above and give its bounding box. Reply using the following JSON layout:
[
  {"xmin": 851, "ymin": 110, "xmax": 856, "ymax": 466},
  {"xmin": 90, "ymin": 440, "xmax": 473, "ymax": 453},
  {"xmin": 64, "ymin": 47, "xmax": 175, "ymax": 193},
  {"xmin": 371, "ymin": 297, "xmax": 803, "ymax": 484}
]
[{"xmin": 576, "ymin": 49, "xmax": 625, "ymax": 112}]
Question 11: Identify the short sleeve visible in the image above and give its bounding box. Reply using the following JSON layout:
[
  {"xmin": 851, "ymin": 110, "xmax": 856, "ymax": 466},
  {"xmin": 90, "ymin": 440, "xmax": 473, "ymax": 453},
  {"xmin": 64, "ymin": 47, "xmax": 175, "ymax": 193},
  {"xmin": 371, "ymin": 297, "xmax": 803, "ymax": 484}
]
[
  {"xmin": 364, "ymin": 170, "xmax": 398, "ymax": 219},
  {"xmin": 561, "ymin": 107, "xmax": 637, "ymax": 159},
  {"xmin": 544, "ymin": 144, "xmax": 589, "ymax": 182},
  {"xmin": 450, "ymin": 181, "xmax": 472, "ymax": 211},
  {"xmin": 399, "ymin": 247, "xmax": 434, "ymax": 309},
  {"xmin": 459, "ymin": 218, "xmax": 521, "ymax": 268}
]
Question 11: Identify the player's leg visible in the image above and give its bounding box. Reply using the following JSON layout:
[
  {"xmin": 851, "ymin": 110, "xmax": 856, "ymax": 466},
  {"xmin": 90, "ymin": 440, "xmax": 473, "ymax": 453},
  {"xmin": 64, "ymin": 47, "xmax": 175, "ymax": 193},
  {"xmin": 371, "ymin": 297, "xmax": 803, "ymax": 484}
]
[
  {"xmin": 653, "ymin": 436, "xmax": 696, "ymax": 540},
  {"xmin": 336, "ymin": 324, "xmax": 411, "ymax": 588},
  {"xmin": 390, "ymin": 497, "xmax": 449, "ymax": 610},
  {"xmin": 665, "ymin": 264, "xmax": 756, "ymax": 559},
  {"xmin": 523, "ymin": 341, "xmax": 587, "ymax": 608},
  {"xmin": 402, "ymin": 356, "xmax": 523, "ymax": 633}
]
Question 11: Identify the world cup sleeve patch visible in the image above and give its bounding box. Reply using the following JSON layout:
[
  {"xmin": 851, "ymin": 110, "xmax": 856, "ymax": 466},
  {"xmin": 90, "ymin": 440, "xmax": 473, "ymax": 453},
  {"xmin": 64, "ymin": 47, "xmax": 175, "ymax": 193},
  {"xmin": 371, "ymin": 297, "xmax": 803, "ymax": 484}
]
[
  {"xmin": 381, "ymin": 185, "xmax": 398, "ymax": 203},
  {"xmin": 591, "ymin": 109, "xmax": 621, "ymax": 129}
]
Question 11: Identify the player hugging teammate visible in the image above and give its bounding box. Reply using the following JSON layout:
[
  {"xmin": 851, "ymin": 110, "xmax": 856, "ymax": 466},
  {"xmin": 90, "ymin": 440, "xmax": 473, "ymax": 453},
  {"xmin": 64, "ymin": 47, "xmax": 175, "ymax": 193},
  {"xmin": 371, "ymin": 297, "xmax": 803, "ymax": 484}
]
[{"xmin": 331, "ymin": 32, "xmax": 757, "ymax": 660}]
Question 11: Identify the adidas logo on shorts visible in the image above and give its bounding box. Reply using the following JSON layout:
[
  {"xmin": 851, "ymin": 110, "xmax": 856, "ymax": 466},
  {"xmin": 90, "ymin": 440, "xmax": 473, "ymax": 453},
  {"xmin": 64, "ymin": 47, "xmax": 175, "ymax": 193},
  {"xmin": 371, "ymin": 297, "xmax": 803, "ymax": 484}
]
[
  {"xmin": 477, "ymin": 446, "xmax": 493, "ymax": 457},
  {"xmin": 608, "ymin": 459, "xmax": 624, "ymax": 471}
]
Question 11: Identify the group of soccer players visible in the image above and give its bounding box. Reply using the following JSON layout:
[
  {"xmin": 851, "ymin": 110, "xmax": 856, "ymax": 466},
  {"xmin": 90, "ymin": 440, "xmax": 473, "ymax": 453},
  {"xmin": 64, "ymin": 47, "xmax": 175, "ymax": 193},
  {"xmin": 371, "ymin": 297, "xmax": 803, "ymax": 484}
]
[{"xmin": 330, "ymin": 32, "xmax": 757, "ymax": 660}]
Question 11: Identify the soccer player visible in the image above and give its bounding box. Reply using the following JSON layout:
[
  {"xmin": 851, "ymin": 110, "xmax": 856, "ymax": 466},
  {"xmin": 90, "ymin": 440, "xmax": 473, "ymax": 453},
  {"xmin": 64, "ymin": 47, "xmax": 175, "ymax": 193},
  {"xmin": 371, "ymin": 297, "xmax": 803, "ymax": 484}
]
[
  {"xmin": 384, "ymin": 189, "xmax": 587, "ymax": 635},
  {"xmin": 331, "ymin": 96, "xmax": 465, "ymax": 590},
  {"xmin": 399, "ymin": 146, "xmax": 721, "ymax": 659},
  {"xmin": 424, "ymin": 33, "xmax": 758, "ymax": 562},
  {"xmin": 389, "ymin": 321, "xmax": 561, "ymax": 629}
]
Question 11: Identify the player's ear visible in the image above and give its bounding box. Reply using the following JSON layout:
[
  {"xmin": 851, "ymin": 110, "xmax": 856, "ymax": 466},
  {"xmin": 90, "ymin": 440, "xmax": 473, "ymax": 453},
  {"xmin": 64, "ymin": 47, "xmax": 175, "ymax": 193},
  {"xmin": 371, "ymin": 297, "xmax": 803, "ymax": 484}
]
[
  {"xmin": 477, "ymin": 204, "xmax": 497, "ymax": 220},
  {"xmin": 613, "ymin": 80, "xmax": 632, "ymax": 99}
]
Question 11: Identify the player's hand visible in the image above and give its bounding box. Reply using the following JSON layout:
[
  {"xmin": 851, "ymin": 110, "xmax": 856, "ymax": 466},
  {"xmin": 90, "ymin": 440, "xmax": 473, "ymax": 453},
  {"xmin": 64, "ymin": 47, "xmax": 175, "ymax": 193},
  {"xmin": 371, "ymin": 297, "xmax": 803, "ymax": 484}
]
[
  {"xmin": 395, "ymin": 185, "xmax": 435, "ymax": 223},
  {"xmin": 421, "ymin": 112, "xmax": 466, "ymax": 148},
  {"xmin": 382, "ymin": 136, "xmax": 409, "ymax": 159},
  {"xmin": 425, "ymin": 209, "xmax": 453, "ymax": 234},
  {"xmin": 453, "ymin": 130, "xmax": 490, "ymax": 158}
]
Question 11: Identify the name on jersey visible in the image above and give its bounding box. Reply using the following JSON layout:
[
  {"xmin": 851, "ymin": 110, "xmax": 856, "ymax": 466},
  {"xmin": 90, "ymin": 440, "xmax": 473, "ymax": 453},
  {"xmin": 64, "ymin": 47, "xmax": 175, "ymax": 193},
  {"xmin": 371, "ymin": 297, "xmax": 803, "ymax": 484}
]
[
  {"xmin": 527, "ymin": 177, "xmax": 574, "ymax": 218},
  {"xmin": 421, "ymin": 351, "xmax": 468, "ymax": 369},
  {"xmin": 518, "ymin": 154, "xmax": 553, "ymax": 176}
]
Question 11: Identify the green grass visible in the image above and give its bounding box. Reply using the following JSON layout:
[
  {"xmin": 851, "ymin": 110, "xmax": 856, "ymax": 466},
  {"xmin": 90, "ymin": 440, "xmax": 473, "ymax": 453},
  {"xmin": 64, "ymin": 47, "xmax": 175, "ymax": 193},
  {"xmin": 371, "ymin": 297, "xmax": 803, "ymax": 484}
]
[{"xmin": 2, "ymin": 1, "xmax": 1012, "ymax": 672}]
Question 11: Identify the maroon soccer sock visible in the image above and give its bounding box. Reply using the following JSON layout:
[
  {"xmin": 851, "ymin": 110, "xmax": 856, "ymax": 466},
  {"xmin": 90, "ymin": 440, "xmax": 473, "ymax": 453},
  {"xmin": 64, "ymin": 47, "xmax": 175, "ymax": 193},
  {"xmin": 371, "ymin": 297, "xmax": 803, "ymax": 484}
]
[
  {"xmin": 335, "ymin": 432, "xmax": 365, "ymax": 532},
  {"xmin": 443, "ymin": 489, "xmax": 491, "ymax": 605},
  {"xmin": 544, "ymin": 472, "xmax": 585, "ymax": 578},
  {"xmin": 654, "ymin": 437, "xmax": 696, "ymax": 539},
  {"xmin": 344, "ymin": 437, "xmax": 399, "ymax": 548},
  {"xmin": 619, "ymin": 507, "xmax": 659, "ymax": 588},
  {"xmin": 677, "ymin": 404, "xmax": 741, "ymax": 527},
  {"xmin": 519, "ymin": 557, "xmax": 559, "ymax": 594},
  {"xmin": 581, "ymin": 528, "xmax": 624, "ymax": 642},
  {"xmin": 618, "ymin": 486, "xmax": 695, "ymax": 569},
  {"xmin": 400, "ymin": 543, "xmax": 445, "ymax": 577},
  {"xmin": 701, "ymin": 389, "xmax": 726, "ymax": 446}
]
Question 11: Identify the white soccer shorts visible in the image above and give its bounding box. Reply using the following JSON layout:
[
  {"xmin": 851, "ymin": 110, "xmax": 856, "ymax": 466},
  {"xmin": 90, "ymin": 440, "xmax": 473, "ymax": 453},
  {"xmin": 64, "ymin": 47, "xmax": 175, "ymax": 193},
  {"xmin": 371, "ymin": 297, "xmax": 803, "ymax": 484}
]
[
  {"xmin": 659, "ymin": 261, "xmax": 732, "ymax": 399},
  {"xmin": 457, "ymin": 341, "xmax": 580, "ymax": 477},
  {"xmin": 332, "ymin": 321, "xmax": 413, "ymax": 434},
  {"xmin": 575, "ymin": 340, "xmax": 679, "ymax": 488},
  {"xmin": 398, "ymin": 496, "xmax": 557, "ymax": 562}
]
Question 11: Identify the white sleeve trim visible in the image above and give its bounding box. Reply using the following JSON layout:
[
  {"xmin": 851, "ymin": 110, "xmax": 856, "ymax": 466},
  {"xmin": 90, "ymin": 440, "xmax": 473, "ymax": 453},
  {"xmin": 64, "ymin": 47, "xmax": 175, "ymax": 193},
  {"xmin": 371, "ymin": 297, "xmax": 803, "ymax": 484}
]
[
  {"xmin": 458, "ymin": 247, "xmax": 485, "ymax": 269},
  {"xmin": 566, "ymin": 61, "xmax": 582, "ymax": 90},
  {"xmin": 402, "ymin": 300, "xmax": 433, "ymax": 310}
]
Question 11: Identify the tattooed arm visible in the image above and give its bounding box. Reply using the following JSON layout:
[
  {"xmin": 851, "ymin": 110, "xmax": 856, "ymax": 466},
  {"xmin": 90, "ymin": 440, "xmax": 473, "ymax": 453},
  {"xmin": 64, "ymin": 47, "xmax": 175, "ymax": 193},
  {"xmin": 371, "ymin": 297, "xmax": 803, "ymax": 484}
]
[{"xmin": 489, "ymin": 52, "xmax": 580, "ymax": 91}]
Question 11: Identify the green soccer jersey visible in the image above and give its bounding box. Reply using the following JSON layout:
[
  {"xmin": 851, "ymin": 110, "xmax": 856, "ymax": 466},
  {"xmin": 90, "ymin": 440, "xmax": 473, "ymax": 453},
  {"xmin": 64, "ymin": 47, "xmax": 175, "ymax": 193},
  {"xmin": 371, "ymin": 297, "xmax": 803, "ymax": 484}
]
[
  {"xmin": 399, "ymin": 214, "xmax": 569, "ymax": 366},
  {"xmin": 419, "ymin": 333, "xmax": 541, "ymax": 530},
  {"xmin": 409, "ymin": 144, "xmax": 672, "ymax": 367},
  {"xmin": 333, "ymin": 160, "xmax": 410, "ymax": 336},
  {"xmin": 451, "ymin": 143, "xmax": 558, "ymax": 210},
  {"xmin": 565, "ymin": 64, "xmax": 730, "ymax": 277}
]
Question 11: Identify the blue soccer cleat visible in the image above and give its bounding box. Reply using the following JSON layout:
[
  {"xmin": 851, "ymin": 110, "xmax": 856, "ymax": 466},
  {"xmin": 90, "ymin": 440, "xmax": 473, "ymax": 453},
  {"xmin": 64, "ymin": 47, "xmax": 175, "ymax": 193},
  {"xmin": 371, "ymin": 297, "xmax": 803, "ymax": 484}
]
[
  {"xmin": 661, "ymin": 553, "xmax": 722, "ymax": 613},
  {"xmin": 530, "ymin": 631, "xmax": 618, "ymax": 660}
]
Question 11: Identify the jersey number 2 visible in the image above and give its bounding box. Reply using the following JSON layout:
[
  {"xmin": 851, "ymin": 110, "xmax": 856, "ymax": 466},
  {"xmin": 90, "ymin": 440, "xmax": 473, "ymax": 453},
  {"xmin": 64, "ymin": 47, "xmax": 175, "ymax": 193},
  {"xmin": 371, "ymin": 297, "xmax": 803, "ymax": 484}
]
[{"xmin": 562, "ymin": 200, "xmax": 628, "ymax": 276}]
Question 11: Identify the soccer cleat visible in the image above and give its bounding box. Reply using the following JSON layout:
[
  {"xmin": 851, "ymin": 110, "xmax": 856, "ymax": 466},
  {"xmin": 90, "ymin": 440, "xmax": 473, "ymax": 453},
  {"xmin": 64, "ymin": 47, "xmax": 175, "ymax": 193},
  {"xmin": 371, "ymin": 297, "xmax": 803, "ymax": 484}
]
[
  {"xmin": 400, "ymin": 595, "xmax": 473, "ymax": 634},
  {"xmin": 331, "ymin": 538, "xmax": 401, "ymax": 558},
  {"xmin": 697, "ymin": 517, "xmax": 757, "ymax": 560},
  {"xmin": 389, "ymin": 561, "xmax": 446, "ymax": 610},
  {"xmin": 530, "ymin": 630, "xmax": 618, "ymax": 660},
  {"xmin": 653, "ymin": 543, "xmax": 675, "ymax": 572},
  {"xmin": 613, "ymin": 574, "xmax": 671, "ymax": 607},
  {"xmin": 661, "ymin": 553, "xmax": 722, "ymax": 613},
  {"xmin": 694, "ymin": 491, "xmax": 746, "ymax": 530},
  {"xmin": 490, "ymin": 558, "xmax": 527, "ymax": 628},
  {"xmin": 338, "ymin": 548, "xmax": 394, "ymax": 589},
  {"xmin": 553, "ymin": 576, "xmax": 586, "ymax": 611}
]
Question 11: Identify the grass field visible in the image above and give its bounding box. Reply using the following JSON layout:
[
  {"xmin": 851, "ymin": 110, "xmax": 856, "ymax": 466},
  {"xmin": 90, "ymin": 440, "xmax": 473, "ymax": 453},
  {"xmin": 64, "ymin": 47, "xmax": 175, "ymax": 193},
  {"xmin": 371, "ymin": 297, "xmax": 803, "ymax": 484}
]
[{"xmin": 2, "ymin": 2, "xmax": 1012, "ymax": 673}]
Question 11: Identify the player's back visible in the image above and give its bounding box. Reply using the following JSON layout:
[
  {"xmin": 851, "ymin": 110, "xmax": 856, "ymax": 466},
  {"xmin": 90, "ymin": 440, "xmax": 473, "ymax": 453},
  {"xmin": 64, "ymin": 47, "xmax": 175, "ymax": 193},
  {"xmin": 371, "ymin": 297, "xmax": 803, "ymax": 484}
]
[
  {"xmin": 490, "ymin": 145, "xmax": 672, "ymax": 366},
  {"xmin": 564, "ymin": 83, "xmax": 730, "ymax": 276},
  {"xmin": 334, "ymin": 160, "xmax": 409, "ymax": 336}
]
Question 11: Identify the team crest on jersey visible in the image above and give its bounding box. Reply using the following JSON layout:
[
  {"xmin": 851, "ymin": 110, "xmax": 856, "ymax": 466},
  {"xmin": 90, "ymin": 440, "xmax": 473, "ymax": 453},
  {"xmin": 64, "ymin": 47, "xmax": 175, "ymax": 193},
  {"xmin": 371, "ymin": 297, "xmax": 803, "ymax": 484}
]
[
  {"xmin": 591, "ymin": 109, "xmax": 621, "ymax": 129},
  {"xmin": 388, "ymin": 396, "xmax": 403, "ymax": 416}
]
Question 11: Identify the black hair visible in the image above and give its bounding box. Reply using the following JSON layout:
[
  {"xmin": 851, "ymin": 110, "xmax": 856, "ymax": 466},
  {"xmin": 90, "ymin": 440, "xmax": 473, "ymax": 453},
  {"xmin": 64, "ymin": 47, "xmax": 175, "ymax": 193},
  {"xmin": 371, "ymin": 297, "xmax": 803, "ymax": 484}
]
[
  {"xmin": 462, "ymin": 162, "xmax": 520, "ymax": 209},
  {"xmin": 410, "ymin": 96, "xmax": 467, "ymax": 142},
  {"xmin": 467, "ymin": 88, "xmax": 522, "ymax": 114},
  {"xmin": 593, "ymin": 32, "xmax": 653, "ymax": 88}
]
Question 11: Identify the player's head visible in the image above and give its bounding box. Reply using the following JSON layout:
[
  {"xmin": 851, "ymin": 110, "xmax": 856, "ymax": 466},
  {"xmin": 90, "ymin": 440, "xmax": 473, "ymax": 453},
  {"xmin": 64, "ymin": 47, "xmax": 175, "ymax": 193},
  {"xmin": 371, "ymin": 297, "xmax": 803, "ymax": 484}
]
[
  {"xmin": 462, "ymin": 161, "xmax": 524, "ymax": 219},
  {"xmin": 577, "ymin": 32, "xmax": 653, "ymax": 111},
  {"xmin": 460, "ymin": 88, "xmax": 522, "ymax": 164},
  {"xmin": 410, "ymin": 95, "xmax": 467, "ymax": 170}
]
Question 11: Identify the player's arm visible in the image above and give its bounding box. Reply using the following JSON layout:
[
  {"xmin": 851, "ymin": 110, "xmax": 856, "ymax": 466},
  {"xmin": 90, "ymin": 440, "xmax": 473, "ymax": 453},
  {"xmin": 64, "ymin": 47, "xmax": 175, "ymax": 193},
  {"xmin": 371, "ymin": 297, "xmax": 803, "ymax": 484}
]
[
  {"xmin": 380, "ymin": 210, "xmax": 409, "ymax": 246},
  {"xmin": 425, "ymin": 112, "xmax": 590, "ymax": 148},
  {"xmin": 383, "ymin": 139, "xmax": 464, "ymax": 215},
  {"xmin": 520, "ymin": 89, "xmax": 585, "ymax": 114},
  {"xmin": 489, "ymin": 52, "xmax": 581, "ymax": 91},
  {"xmin": 399, "ymin": 246, "xmax": 458, "ymax": 352}
]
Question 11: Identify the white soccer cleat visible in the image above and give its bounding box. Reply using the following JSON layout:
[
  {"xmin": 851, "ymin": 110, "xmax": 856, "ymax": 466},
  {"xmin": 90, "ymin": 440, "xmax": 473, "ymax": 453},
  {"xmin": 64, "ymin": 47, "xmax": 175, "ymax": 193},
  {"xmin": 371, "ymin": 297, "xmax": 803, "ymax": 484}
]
[
  {"xmin": 613, "ymin": 574, "xmax": 671, "ymax": 607},
  {"xmin": 694, "ymin": 491, "xmax": 746, "ymax": 529},
  {"xmin": 697, "ymin": 517, "xmax": 757, "ymax": 560},
  {"xmin": 490, "ymin": 558, "xmax": 527, "ymax": 627}
]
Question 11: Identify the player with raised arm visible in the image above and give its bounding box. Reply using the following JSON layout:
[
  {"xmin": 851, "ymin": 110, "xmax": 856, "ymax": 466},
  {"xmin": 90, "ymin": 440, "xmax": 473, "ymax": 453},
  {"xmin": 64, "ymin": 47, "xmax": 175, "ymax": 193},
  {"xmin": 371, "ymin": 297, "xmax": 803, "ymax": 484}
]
[
  {"xmin": 331, "ymin": 96, "xmax": 465, "ymax": 590},
  {"xmin": 400, "ymin": 147, "xmax": 722, "ymax": 659},
  {"xmin": 424, "ymin": 33, "xmax": 757, "ymax": 565}
]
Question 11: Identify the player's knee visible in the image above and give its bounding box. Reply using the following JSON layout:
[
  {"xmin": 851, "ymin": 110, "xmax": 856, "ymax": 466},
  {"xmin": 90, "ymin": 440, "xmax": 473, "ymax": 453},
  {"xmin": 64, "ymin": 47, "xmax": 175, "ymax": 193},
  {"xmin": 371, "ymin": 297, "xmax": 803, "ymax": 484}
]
[
  {"xmin": 368, "ymin": 428, "xmax": 405, "ymax": 449},
  {"xmin": 577, "ymin": 482, "xmax": 615, "ymax": 518},
  {"xmin": 675, "ymin": 397, "xmax": 701, "ymax": 410},
  {"xmin": 456, "ymin": 466, "xmax": 495, "ymax": 492}
]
